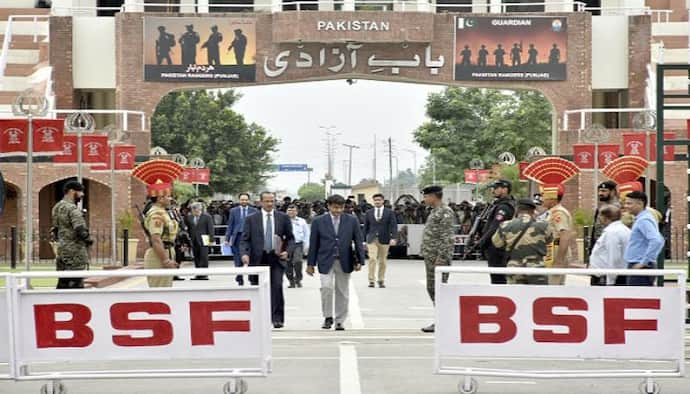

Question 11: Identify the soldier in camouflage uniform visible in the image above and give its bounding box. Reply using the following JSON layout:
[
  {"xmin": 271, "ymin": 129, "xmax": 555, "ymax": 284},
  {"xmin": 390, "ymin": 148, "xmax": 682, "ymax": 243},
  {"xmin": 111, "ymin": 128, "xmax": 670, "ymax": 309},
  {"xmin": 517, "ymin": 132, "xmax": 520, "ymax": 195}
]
[
  {"xmin": 51, "ymin": 180, "xmax": 92, "ymax": 289},
  {"xmin": 492, "ymin": 199, "xmax": 554, "ymax": 285},
  {"xmin": 419, "ymin": 185, "xmax": 455, "ymax": 333}
]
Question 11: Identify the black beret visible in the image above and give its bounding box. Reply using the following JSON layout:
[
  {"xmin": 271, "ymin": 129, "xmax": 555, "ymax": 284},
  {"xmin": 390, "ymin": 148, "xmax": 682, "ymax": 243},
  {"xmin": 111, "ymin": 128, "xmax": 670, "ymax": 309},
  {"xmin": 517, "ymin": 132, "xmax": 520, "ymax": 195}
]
[
  {"xmin": 598, "ymin": 181, "xmax": 617, "ymax": 190},
  {"xmin": 63, "ymin": 180, "xmax": 84, "ymax": 193},
  {"xmin": 490, "ymin": 179, "xmax": 512, "ymax": 189},
  {"xmin": 517, "ymin": 198, "xmax": 536, "ymax": 209},
  {"xmin": 421, "ymin": 185, "xmax": 443, "ymax": 194}
]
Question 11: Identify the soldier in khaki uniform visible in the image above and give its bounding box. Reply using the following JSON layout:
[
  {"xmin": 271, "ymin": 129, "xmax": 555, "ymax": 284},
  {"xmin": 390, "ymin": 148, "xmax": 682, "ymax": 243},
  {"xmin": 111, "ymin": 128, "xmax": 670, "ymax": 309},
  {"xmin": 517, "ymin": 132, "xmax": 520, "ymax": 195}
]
[
  {"xmin": 51, "ymin": 180, "xmax": 93, "ymax": 289},
  {"xmin": 132, "ymin": 159, "xmax": 184, "ymax": 288},
  {"xmin": 419, "ymin": 185, "xmax": 455, "ymax": 333},
  {"xmin": 492, "ymin": 199, "xmax": 554, "ymax": 285}
]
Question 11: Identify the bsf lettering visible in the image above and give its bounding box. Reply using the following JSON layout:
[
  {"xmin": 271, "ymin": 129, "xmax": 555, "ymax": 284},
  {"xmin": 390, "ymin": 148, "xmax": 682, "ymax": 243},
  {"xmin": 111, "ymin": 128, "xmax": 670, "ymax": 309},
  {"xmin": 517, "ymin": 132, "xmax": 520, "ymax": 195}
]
[
  {"xmin": 459, "ymin": 296, "xmax": 660, "ymax": 344},
  {"xmin": 34, "ymin": 300, "xmax": 251, "ymax": 348}
]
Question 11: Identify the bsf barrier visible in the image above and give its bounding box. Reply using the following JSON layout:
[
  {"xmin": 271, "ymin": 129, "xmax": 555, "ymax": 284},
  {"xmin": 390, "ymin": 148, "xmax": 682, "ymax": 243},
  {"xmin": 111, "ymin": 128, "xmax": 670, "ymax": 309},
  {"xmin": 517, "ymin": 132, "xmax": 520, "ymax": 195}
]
[
  {"xmin": 434, "ymin": 267, "xmax": 687, "ymax": 394},
  {"xmin": 0, "ymin": 273, "xmax": 12, "ymax": 380},
  {"xmin": 1, "ymin": 267, "xmax": 272, "ymax": 394}
]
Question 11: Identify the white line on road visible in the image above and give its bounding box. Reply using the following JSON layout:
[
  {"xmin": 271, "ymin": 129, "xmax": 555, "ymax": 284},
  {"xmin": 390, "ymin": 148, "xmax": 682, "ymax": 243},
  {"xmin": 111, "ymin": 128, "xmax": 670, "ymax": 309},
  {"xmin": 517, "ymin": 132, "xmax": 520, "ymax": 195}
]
[
  {"xmin": 349, "ymin": 281, "xmax": 365, "ymax": 329},
  {"xmin": 339, "ymin": 342, "xmax": 362, "ymax": 394},
  {"xmin": 486, "ymin": 381, "xmax": 536, "ymax": 385}
]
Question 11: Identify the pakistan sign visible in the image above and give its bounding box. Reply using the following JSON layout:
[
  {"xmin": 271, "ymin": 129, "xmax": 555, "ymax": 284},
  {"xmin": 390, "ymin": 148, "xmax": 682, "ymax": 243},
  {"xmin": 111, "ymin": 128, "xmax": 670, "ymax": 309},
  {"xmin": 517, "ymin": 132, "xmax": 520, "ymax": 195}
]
[{"xmin": 454, "ymin": 16, "xmax": 567, "ymax": 81}]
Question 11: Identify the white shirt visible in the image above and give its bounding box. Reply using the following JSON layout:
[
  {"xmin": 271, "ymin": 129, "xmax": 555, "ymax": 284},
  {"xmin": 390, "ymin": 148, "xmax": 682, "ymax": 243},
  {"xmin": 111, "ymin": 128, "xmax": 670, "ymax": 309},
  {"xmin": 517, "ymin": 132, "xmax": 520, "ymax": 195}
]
[
  {"xmin": 375, "ymin": 207, "xmax": 383, "ymax": 220},
  {"xmin": 290, "ymin": 216, "xmax": 310, "ymax": 249},
  {"xmin": 589, "ymin": 220, "xmax": 631, "ymax": 285},
  {"xmin": 262, "ymin": 209, "xmax": 276, "ymax": 236}
]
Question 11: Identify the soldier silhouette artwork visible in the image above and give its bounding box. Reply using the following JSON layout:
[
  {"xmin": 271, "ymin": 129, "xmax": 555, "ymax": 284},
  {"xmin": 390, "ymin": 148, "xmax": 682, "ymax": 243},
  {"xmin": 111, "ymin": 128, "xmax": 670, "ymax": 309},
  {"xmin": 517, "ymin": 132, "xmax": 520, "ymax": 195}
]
[
  {"xmin": 510, "ymin": 43, "xmax": 522, "ymax": 67},
  {"xmin": 549, "ymin": 43, "xmax": 561, "ymax": 65},
  {"xmin": 494, "ymin": 44, "xmax": 505, "ymax": 67},
  {"xmin": 527, "ymin": 43, "xmax": 538, "ymax": 65},
  {"xmin": 179, "ymin": 24, "xmax": 200, "ymax": 66},
  {"xmin": 155, "ymin": 26, "xmax": 175, "ymax": 65},
  {"xmin": 477, "ymin": 44, "xmax": 488, "ymax": 67},
  {"xmin": 227, "ymin": 28, "xmax": 248, "ymax": 65},
  {"xmin": 201, "ymin": 25, "xmax": 223, "ymax": 65},
  {"xmin": 460, "ymin": 45, "xmax": 472, "ymax": 66}
]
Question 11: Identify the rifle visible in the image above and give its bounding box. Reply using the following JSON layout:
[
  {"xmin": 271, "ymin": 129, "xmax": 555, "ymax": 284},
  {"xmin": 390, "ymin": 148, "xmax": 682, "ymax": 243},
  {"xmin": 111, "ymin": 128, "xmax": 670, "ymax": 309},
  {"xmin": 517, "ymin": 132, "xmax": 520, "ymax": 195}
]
[{"xmin": 135, "ymin": 204, "xmax": 153, "ymax": 247}]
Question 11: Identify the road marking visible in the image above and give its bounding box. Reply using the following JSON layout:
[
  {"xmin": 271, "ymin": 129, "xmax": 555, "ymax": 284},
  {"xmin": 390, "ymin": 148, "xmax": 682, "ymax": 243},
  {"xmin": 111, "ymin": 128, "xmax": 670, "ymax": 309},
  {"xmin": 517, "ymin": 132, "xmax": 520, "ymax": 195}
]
[
  {"xmin": 349, "ymin": 281, "xmax": 365, "ymax": 329},
  {"xmin": 339, "ymin": 342, "xmax": 362, "ymax": 394},
  {"xmin": 486, "ymin": 381, "xmax": 536, "ymax": 385}
]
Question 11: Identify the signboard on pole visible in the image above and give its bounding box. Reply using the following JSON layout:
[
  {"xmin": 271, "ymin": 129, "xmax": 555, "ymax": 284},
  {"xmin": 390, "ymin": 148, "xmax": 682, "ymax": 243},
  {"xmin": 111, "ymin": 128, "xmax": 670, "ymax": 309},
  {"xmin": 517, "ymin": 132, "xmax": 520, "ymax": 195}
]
[
  {"xmin": 276, "ymin": 164, "xmax": 309, "ymax": 172},
  {"xmin": 454, "ymin": 16, "xmax": 567, "ymax": 81}
]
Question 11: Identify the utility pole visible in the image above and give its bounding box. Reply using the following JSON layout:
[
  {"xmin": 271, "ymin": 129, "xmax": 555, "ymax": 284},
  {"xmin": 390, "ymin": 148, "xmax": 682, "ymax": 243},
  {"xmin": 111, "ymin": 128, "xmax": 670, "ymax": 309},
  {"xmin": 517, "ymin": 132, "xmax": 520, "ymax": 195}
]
[
  {"xmin": 403, "ymin": 148, "xmax": 417, "ymax": 176},
  {"xmin": 342, "ymin": 143, "xmax": 360, "ymax": 186},
  {"xmin": 320, "ymin": 125, "xmax": 339, "ymax": 179}
]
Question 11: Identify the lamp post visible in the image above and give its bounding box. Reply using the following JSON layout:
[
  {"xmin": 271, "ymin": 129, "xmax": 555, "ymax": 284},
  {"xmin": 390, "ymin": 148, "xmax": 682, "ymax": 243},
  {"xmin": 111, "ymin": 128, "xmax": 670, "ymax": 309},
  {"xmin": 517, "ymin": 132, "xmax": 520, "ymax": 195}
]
[
  {"xmin": 525, "ymin": 146, "xmax": 547, "ymax": 196},
  {"xmin": 632, "ymin": 111, "xmax": 657, "ymax": 195},
  {"xmin": 469, "ymin": 158, "xmax": 484, "ymax": 202},
  {"xmin": 104, "ymin": 125, "xmax": 129, "ymax": 265},
  {"xmin": 342, "ymin": 143, "xmax": 360, "ymax": 186},
  {"xmin": 403, "ymin": 148, "xmax": 417, "ymax": 176},
  {"xmin": 190, "ymin": 157, "xmax": 205, "ymax": 196},
  {"xmin": 64, "ymin": 112, "xmax": 96, "ymax": 187},
  {"xmin": 582, "ymin": 124, "xmax": 610, "ymax": 211},
  {"xmin": 320, "ymin": 126, "xmax": 340, "ymax": 179},
  {"xmin": 12, "ymin": 89, "xmax": 48, "ymax": 271}
]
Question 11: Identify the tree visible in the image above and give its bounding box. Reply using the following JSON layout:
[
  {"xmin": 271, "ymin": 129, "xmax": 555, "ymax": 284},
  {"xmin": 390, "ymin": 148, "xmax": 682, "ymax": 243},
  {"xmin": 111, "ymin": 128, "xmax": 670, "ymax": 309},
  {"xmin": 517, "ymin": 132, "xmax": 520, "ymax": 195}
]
[
  {"xmin": 414, "ymin": 87, "xmax": 551, "ymax": 186},
  {"xmin": 152, "ymin": 90, "xmax": 279, "ymax": 195},
  {"xmin": 298, "ymin": 183, "xmax": 325, "ymax": 201}
]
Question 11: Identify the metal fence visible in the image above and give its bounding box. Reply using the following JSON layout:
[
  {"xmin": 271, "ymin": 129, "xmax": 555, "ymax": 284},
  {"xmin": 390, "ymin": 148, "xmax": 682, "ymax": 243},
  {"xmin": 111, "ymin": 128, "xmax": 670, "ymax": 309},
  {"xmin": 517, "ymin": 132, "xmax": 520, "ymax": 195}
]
[
  {"xmin": 582, "ymin": 225, "xmax": 687, "ymax": 264},
  {"xmin": 0, "ymin": 226, "xmax": 121, "ymax": 267}
]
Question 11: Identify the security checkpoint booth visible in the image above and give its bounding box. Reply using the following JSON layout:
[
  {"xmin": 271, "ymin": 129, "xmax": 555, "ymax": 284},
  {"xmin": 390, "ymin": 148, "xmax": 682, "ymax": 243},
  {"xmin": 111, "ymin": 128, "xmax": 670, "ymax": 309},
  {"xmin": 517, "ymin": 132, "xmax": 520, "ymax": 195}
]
[
  {"xmin": 434, "ymin": 266, "xmax": 687, "ymax": 394},
  {"xmin": 0, "ymin": 267, "xmax": 272, "ymax": 394}
]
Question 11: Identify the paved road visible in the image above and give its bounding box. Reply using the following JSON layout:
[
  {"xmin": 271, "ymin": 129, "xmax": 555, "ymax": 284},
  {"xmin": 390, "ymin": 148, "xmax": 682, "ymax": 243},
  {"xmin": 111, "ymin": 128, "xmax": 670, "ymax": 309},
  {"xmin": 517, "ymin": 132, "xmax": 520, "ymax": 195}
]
[{"xmin": 2, "ymin": 260, "xmax": 689, "ymax": 394}]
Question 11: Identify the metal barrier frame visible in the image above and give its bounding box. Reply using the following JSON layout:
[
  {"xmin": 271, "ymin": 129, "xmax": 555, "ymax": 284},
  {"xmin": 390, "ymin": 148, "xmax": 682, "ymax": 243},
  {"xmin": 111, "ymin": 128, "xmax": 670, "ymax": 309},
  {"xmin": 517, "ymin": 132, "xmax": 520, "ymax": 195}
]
[
  {"xmin": 0, "ymin": 273, "xmax": 14, "ymax": 380},
  {"xmin": 434, "ymin": 267, "xmax": 686, "ymax": 394},
  {"xmin": 6, "ymin": 268, "xmax": 271, "ymax": 384}
]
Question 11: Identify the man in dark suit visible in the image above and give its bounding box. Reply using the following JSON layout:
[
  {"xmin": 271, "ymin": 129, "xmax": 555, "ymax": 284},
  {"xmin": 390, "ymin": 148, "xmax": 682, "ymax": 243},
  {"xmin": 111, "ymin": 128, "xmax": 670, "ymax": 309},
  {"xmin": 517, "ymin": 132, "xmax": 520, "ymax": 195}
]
[
  {"xmin": 307, "ymin": 194, "xmax": 366, "ymax": 331},
  {"xmin": 225, "ymin": 192, "xmax": 257, "ymax": 285},
  {"xmin": 363, "ymin": 193, "xmax": 398, "ymax": 288},
  {"xmin": 184, "ymin": 202, "xmax": 215, "ymax": 280},
  {"xmin": 240, "ymin": 191, "xmax": 294, "ymax": 328}
]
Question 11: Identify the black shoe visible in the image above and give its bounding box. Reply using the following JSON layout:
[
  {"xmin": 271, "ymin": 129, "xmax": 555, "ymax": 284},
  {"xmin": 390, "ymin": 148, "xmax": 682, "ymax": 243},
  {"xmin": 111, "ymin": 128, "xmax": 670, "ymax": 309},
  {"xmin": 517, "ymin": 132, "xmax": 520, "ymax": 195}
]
[
  {"xmin": 173, "ymin": 276, "xmax": 185, "ymax": 281},
  {"xmin": 322, "ymin": 317, "xmax": 334, "ymax": 329},
  {"xmin": 273, "ymin": 322, "xmax": 284, "ymax": 329},
  {"xmin": 191, "ymin": 276, "xmax": 209, "ymax": 280},
  {"xmin": 421, "ymin": 323, "xmax": 435, "ymax": 333},
  {"xmin": 335, "ymin": 323, "xmax": 345, "ymax": 331},
  {"xmin": 288, "ymin": 281, "xmax": 295, "ymax": 288},
  {"xmin": 368, "ymin": 282, "xmax": 375, "ymax": 288},
  {"xmin": 296, "ymin": 281, "xmax": 302, "ymax": 288},
  {"xmin": 237, "ymin": 281, "xmax": 244, "ymax": 286},
  {"xmin": 378, "ymin": 281, "xmax": 385, "ymax": 288}
]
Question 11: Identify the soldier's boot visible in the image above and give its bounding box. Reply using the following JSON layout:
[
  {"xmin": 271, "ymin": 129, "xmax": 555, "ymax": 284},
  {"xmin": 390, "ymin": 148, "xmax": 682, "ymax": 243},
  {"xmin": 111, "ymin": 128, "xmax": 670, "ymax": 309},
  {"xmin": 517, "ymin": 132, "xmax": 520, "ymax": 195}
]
[{"xmin": 421, "ymin": 323, "xmax": 435, "ymax": 333}]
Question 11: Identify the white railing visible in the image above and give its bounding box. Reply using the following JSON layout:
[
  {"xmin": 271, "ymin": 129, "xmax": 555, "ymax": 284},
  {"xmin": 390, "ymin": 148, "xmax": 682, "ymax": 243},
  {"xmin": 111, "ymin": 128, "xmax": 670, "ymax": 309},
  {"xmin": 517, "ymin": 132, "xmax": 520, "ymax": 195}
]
[
  {"xmin": 646, "ymin": 63, "xmax": 656, "ymax": 109},
  {"xmin": 0, "ymin": 109, "xmax": 147, "ymax": 131},
  {"xmin": 562, "ymin": 107, "xmax": 650, "ymax": 131},
  {"xmin": 121, "ymin": 1, "xmax": 588, "ymax": 13},
  {"xmin": 0, "ymin": 15, "xmax": 50, "ymax": 90},
  {"xmin": 651, "ymin": 9, "xmax": 673, "ymax": 23},
  {"xmin": 51, "ymin": 6, "xmax": 123, "ymax": 17}
]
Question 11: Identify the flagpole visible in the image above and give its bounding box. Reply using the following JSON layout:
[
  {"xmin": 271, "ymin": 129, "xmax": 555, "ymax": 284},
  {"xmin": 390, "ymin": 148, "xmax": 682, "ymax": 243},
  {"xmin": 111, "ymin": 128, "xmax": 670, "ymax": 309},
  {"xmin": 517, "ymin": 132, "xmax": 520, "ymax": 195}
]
[{"xmin": 110, "ymin": 142, "xmax": 116, "ymax": 264}]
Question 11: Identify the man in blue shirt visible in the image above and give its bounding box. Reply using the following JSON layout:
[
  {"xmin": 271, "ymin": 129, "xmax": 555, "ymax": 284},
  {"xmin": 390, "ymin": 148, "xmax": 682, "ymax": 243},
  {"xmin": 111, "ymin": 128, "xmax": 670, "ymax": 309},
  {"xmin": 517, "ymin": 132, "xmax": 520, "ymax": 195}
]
[
  {"xmin": 225, "ymin": 193, "xmax": 257, "ymax": 285},
  {"xmin": 623, "ymin": 191, "xmax": 664, "ymax": 286}
]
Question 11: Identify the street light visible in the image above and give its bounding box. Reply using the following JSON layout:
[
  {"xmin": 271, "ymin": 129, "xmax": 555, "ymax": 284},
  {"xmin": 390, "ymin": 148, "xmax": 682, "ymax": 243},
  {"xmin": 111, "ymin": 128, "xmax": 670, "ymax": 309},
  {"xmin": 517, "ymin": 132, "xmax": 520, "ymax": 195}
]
[
  {"xmin": 104, "ymin": 125, "xmax": 129, "ymax": 265},
  {"xmin": 469, "ymin": 158, "xmax": 484, "ymax": 202},
  {"xmin": 342, "ymin": 143, "xmax": 360, "ymax": 186},
  {"xmin": 190, "ymin": 157, "xmax": 206, "ymax": 196},
  {"xmin": 402, "ymin": 148, "xmax": 417, "ymax": 176},
  {"xmin": 64, "ymin": 111, "xmax": 96, "ymax": 186},
  {"xmin": 320, "ymin": 125, "xmax": 340, "ymax": 179},
  {"xmin": 12, "ymin": 89, "xmax": 48, "ymax": 271}
]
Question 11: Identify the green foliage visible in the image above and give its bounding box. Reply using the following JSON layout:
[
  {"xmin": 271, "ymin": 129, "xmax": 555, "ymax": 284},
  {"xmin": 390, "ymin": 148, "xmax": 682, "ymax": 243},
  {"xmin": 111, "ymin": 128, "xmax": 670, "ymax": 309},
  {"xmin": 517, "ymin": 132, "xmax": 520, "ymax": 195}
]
[
  {"xmin": 495, "ymin": 165, "xmax": 528, "ymax": 199},
  {"xmin": 117, "ymin": 210, "xmax": 135, "ymax": 232},
  {"xmin": 384, "ymin": 169, "xmax": 417, "ymax": 189},
  {"xmin": 415, "ymin": 87, "xmax": 552, "ymax": 186},
  {"xmin": 298, "ymin": 183, "xmax": 325, "ymax": 201},
  {"xmin": 173, "ymin": 181, "xmax": 197, "ymax": 202},
  {"xmin": 572, "ymin": 208, "xmax": 594, "ymax": 238},
  {"xmin": 152, "ymin": 90, "xmax": 279, "ymax": 195}
]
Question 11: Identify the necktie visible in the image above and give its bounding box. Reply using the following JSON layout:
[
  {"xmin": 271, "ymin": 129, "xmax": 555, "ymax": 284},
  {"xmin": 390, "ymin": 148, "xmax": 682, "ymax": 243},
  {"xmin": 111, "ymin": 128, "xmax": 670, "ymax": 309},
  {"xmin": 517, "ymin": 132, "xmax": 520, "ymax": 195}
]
[
  {"xmin": 333, "ymin": 215, "xmax": 340, "ymax": 234},
  {"xmin": 194, "ymin": 215, "xmax": 198, "ymax": 226},
  {"xmin": 264, "ymin": 213, "xmax": 273, "ymax": 251},
  {"xmin": 377, "ymin": 208, "xmax": 381, "ymax": 221},
  {"xmin": 241, "ymin": 207, "xmax": 246, "ymax": 220}
]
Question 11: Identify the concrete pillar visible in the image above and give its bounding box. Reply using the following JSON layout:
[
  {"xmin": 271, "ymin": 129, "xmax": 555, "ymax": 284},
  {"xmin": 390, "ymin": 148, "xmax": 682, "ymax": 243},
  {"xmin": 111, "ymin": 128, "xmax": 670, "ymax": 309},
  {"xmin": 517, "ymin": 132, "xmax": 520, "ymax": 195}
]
[
  {"xmin": 180, "ymin": 0, "xmax": 197, "ymax": 13},
  {"xmin": 123, "ymin": 0, "xmax": 144, "ymax": 12},
  {"xmin": 319, "ymin": 0, "xmax": 335, "ymax": 11},
  {"xmin": 197, "ymin": 0, "xmax": 209, "ymax": 13},
  {"xmin": 489, "ymin": 0, "xmax": 501, "ymax": 13},
  {"xmin": 52, "ymin": 0, "xmax": 73, "ymax": 16},
  {"xmin": 416, "ymin": 0, "xmax": 431, "ymax": 12},
  {"xmin": 268, "ymin": 0, "xmax": 282, "ymax": 13},
  {"xmin": 545, "ymin": 0, "xmax": 571, "ymax": 12},
  {"xmin": 472, "ymin": 0, "xmax": 488, "ymax": 13},
  {"xmin": 343, "ymin": 0, "xmax": 355, "ymax": 11}
]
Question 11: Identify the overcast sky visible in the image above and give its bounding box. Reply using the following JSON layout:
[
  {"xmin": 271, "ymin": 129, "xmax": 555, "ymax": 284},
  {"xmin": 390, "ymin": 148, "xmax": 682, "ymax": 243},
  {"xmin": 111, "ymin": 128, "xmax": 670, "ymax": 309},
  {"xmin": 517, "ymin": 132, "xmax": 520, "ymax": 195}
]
[{"xmin": 233, "ymin": 80, "xmax": 445, "ymax": 195}]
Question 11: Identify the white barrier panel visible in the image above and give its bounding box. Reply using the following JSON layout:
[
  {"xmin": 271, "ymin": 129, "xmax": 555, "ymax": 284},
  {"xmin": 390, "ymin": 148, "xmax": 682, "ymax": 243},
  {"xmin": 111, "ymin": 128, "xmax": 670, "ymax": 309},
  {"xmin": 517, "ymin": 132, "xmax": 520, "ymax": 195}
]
[
  {"xmin": 7, "ymin": 268, "xmax": 272, "ymax": 382},
  {"xmin": 16, "ymin": 288, "xmax": 266, "ymax": 362},
  {"xmin": 437, "ymin": 284, "xmax": 683, "ymax": 360},
  {"xmin": 0, "ymin": 275, "xmax": 11, "ymax": 377}
]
